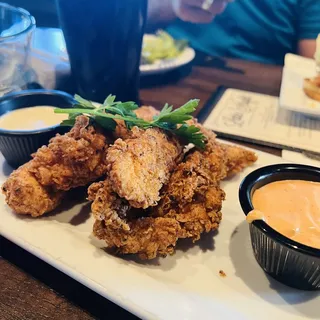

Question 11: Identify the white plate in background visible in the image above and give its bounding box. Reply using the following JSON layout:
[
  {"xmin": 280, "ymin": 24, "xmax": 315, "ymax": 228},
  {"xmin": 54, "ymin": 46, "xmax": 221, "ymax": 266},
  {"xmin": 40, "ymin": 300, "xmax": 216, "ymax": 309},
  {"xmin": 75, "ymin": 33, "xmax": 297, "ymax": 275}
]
[
  {"xmin": 0, "ymin": 149, "xmax": 319, "ymax": 320},
  {"xmin": 279, "ymin": 53, "xmax": 320, "ymax": 118},
  {"xmin": 140, "ymin": 34, "xmax": 195, "ymax": 76}
]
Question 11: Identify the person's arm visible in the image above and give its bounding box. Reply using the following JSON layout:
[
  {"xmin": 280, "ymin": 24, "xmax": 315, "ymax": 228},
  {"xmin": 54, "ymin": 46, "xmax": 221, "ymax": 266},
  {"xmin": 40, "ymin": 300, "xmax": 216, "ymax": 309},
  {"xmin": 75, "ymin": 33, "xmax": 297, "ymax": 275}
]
[
  {"xmin": 146, "ymin": 0, "xmax": 176, "ymax": 31},
  {"xmin": 147, "ymin": 0, "xmax": 231, "ymax": 31},
  {"xmin": 297, "ymin": 0, "xmax": 320, "ymax": 58},
  {"xmin": 298, "ymin": 39, "xmax": 316, "ymax": 59},
  {"xmin": 147, "ymin": 0, "xmax": 176, "ymax": 25}
]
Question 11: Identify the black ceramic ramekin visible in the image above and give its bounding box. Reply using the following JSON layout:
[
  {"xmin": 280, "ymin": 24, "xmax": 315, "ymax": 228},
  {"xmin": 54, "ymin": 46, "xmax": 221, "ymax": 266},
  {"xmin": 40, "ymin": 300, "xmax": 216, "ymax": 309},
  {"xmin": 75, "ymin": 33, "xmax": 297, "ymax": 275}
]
[
  {"xmin": 239, "ymin": 164, "xmax": 320, "ymax": 290},
  {"xmin": 0, "ymin": 89, "xmax": 75, "ymax": 168}
]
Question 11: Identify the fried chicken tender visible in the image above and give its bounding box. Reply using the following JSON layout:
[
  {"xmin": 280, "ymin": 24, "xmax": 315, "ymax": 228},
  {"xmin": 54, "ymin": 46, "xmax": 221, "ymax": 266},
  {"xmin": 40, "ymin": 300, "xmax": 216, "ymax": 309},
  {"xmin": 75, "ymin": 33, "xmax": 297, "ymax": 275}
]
[
  {"xmin": 114, "ymin": 106, "xmax": 159, "ymax": 140},
  {"xmin": 89, "ymin": 124, "xmax": 257, "ymax": 259},
  {"xmin": 2, "ymin": 163, "xmax": 64, "ymax": 217},
  {"xmin": 155, "ymin": 140, "xmax": 257, "ymax": 241},
  {"xmin": 155, "ymin": 144, "xmax": 226, "ymax": 241},
  {"xmin": 93, "ymin": 218, "xmax": 181, "ymax": 260},
  {"xmin": 193, "ymin": 124, "xmax": 258, "ymax": 179},
  {"xmin": 155, "ymin": 125, "xmax": 257, "ymax": 241},
  {"xmin": 135, "ymin": 106, "xmax": 160, "ymax": 121},
  {"xmin": 221, "ymin": 143, "xmax": 258, "ymax": 177},
  {"xmin": 107, "ymin": 127, "xmax": 183, "ymax": 209},
  {"xmin": 2, "ymin": 116, "xmax": 110, "ymax": 217},
  {"xmin": 89, "ymin": 180, "xmax": 181, "ymax": 259},
  {"xmin": 88, "ymin": 180, "xmax": 132, "ymax": 230},
  {"xmin": 29, "ymin": 116, "xmax": 109, "ymax": 190}
]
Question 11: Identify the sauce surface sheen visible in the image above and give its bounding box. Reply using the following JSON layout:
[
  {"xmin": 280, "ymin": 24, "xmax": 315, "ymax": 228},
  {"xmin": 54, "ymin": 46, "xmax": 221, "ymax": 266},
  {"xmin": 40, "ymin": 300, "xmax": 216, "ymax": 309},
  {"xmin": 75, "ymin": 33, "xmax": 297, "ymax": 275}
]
[
  {"xmin": 0, "ymin": 106, "xmax": 67, "ymax": 131},
  {"xmin": 247, "ymin": 180, "xmax": 320, "ymax": 249}
]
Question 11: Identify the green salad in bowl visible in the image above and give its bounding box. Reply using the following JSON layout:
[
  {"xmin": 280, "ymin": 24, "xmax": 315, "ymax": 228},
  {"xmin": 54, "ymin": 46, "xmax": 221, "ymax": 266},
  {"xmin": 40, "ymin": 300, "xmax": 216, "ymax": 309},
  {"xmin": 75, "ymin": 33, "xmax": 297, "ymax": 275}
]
[{"xmin": 141, "ymin": 30, "xmax": 188, "ymax": 65}]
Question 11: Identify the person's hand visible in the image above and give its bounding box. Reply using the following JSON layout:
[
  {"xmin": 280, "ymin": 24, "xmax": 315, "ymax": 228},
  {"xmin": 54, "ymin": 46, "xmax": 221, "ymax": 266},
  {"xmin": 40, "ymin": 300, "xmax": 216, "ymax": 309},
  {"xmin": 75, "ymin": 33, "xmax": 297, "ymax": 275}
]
[{"xmin": 172, "ymin": 0, "xmax": 233, "ymax": 23}]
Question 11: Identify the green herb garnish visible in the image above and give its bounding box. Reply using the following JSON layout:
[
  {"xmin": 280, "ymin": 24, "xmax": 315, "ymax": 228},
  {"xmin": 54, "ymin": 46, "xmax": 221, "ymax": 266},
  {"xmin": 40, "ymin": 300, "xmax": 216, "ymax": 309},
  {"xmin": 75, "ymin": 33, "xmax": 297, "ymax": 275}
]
[{"xmin": 54, "ymin": 94, "xmax": 205, "ymax": 148}]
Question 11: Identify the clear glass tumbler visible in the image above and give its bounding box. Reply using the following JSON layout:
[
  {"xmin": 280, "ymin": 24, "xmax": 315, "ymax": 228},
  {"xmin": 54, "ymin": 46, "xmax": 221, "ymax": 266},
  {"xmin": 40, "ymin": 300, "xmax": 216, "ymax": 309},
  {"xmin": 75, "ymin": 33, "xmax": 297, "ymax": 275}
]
[{"xmin": 0, "ymin": 3, "xmax": 35, "ymax": 96}]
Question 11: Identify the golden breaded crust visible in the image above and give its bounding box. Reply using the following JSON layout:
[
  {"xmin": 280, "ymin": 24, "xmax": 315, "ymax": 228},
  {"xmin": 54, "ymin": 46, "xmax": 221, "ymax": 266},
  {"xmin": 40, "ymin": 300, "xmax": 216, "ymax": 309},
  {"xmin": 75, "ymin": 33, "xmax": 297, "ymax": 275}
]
[
  {"xmin": 2, "ymin": 116, "xmax": 110, "ymax": 217},
  {"xmin": 2, "ymin": 163, "xmax": 64, "ymax": 217},
  {"xmin": 107, "ymin": 127, "xmax": 183, "ymax": 209},
  {"xmin": 30, "ymin": 116, "xmax": 109, "ymax": 191},
  {"xmin": 93, "ymin": 217, "xmax": 181, "ymax": 260}
]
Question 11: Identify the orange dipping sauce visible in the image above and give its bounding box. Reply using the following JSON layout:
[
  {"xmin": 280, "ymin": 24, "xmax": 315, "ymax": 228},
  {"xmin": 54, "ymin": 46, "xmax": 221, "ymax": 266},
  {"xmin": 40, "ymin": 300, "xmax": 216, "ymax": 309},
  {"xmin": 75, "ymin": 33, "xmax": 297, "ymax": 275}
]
[{"xmin": 247, "ymin": 180, "xmax": 320, "ymax": 249}]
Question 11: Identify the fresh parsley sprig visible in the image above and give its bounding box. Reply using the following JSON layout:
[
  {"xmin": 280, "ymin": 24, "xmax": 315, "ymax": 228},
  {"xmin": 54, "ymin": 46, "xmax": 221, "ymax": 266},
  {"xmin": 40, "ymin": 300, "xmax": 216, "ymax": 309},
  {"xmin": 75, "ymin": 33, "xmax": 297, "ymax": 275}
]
[{"xmin": 54, "ymin": 95, "xmax": 205, "ymax": 148}]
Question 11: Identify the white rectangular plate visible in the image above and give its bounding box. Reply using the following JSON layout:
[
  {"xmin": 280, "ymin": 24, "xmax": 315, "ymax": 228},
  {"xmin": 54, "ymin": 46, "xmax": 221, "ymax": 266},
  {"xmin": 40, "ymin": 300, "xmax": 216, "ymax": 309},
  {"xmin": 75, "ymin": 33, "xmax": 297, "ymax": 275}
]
[
  {"xmin": 279, "ymin": 53, "xmax": 320, "ymax": 118},
  {"xmin": 0, "ymin": 150, "xmax": 319, "ymax": 320}
]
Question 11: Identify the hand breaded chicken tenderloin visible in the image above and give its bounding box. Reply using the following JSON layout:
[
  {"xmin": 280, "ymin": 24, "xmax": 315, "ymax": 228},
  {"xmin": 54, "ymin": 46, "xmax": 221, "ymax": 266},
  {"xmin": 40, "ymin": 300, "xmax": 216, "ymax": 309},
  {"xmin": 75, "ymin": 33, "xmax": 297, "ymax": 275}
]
[
  {"xmin": 106, "ymin": 126, "xmax": 183, "ymax": 209},
  {"xmin": 155, "ymin": 140, "xmax": 257, "ymax": 241},
  {"xmin": 88, "ymin": 179, "xmax": 181, "ymax": 259},
  {"xmin": 2, "ymin": 116, "xmax": 110, "ymax": 217}
]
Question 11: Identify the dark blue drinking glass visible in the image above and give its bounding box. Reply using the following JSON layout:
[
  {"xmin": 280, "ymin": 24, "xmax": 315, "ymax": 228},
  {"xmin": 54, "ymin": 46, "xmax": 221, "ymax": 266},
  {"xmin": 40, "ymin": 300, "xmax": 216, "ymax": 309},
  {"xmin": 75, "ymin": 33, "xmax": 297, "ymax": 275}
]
[{"xmin": 56, "ymin": 0, "xmax": 147, "ymax": 103}]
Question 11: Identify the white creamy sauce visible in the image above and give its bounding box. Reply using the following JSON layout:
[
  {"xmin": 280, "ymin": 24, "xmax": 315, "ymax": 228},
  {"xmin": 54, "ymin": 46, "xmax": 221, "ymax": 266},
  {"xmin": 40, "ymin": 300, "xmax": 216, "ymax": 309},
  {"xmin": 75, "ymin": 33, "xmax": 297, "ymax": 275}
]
[{"xmin": 0, "ymin": 106, "xmax": 67, "ymax": 131}]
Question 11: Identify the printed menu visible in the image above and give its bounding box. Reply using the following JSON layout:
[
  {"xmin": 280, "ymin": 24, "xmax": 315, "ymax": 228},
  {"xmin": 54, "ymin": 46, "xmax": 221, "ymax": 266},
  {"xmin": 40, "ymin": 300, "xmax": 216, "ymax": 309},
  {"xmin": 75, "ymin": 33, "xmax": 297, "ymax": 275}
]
[{"xmin": 204, "ymin": 89, "xmax": 320, "ymax": 153}]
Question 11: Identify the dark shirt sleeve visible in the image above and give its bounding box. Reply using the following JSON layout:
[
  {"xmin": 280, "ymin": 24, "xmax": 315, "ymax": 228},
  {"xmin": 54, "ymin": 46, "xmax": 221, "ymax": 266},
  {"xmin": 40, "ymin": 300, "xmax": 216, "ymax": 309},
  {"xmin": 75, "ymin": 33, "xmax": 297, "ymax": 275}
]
[{"xmin": 298, "ymin": 0, "xmax": 320, "ymax": 39}]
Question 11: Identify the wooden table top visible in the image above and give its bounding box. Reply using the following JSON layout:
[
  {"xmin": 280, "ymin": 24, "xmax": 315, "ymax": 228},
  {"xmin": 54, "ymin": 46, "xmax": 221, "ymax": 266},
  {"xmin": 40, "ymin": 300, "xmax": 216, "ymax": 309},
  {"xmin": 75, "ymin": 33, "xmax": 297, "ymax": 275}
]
[{"xmin": 0, "ymin": 55, "xmax": 283, "ymax": 320}]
